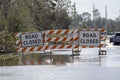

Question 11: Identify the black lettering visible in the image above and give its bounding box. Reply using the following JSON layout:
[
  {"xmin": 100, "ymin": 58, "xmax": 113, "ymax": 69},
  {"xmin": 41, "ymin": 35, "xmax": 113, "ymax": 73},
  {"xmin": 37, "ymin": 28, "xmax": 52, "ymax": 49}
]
[
  {"xmin": 25, "ymin": 33, "xmax": 39, "ymax": 39},
  {"xmin": 83, "ymin": 33, "xmax": 89, "ymax": 37},
  {"xmin": 34, "ymin": 39, "xmax": 37, "ymax": 44},
  {"xmin": 23, "ymin": 41, "xmax": 28, "ymax": 45},
  {"xmin": 86, "ymin": 39, "xmax": 89, "ymax": 43},
  {"xmin": 80, "ymin": 39, "xmax": 100, "ymax": 44},
  {"xmin": 38, "ymin": 39, "xmax": 41, "ymax": 43},
  {"xmin": 83, "ymin": 33, "xmax": 86, "ymax": 37},
  {"xmin": 35, "ymin": 34, "xmax": 38, "ymax": 38},
  {"xmin": 83, "ymin": 33, "xmax": 97, "ymax": 38},
  {"xmin": 32, "ymin": 34, "xmax": 35, "ymax": 38},
  {"xmin": 31, "ymin": 34, "xmax": 38, "ymax": 38},
  {"xmin": 25, "ymin": 35, "xmax": 31, "ymax": 39},
  {"xmin": 90, "ymin": 39, "xmax": 92, "ymax": 43},
  {"xmin": 93, "ymin": 33, "xmax": 96, "ymax": 37},
  {"xmin": 90, "ymin": 34, "xmax": 92, "ymax": 37},
  {"xmin": 32, "ymin": 40, "xmax": 35, "ymax": 44},
  {"xmin": 89, "ymin": 33, "xmax": 96, "ymax": 37},
  {"xmin": 29, "ymin": 40, "xmax": 32, "ymax": 44},
  {"xmin": 96, "ymin": 39, "xmax": 99, "ymax": 43},
  {"xmin": 23, "ymin": 39, "xmax": 42, "ymax": 46},
  {"xmin": 80, "ymin": 39, "xmax": 83, "ymax": 43},
  {"xmin": 93, "ymin": 39, "xmax": 95, "ymax": 44},
  {"xmin": 86, "ymin": 33, "xmax": 89, "ymax": 37}
]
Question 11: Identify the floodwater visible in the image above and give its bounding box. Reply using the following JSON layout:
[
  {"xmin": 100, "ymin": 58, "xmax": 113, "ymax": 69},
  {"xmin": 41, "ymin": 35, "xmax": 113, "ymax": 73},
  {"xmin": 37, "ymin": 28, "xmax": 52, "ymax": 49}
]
[{"xmin": 0, "ymin": 45, "xmax": 120, "ymax": 80}]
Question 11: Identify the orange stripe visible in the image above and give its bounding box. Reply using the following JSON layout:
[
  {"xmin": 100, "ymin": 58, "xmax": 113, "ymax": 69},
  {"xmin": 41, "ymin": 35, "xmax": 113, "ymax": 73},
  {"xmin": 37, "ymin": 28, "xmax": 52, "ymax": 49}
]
[
  {"xmin": 29, "ymin": 47, "xmax": 35, "ymax": 51},
  {"xmin": 99, "ymin": 44, "xmax": 104, "ymax": 48},
  {"xmin": 74, "ymin": 45, "xmax": 79, "ymax": 48},
  {"xmin": 100, "ymin": 28, "xmax": 105, "ymax": 32},
  {"xmin": 56, "ymin": 30, "xmax": 62, "ymax": 34},
  {"xmin": 82, "ymin": 46, "xmax": 87, "ymax": 48},
  {"xmin": 70, "ymin": 37, "xmax": 73, "ymax": 41},
  {"xmin": 100, "ymin": 36, "xmax": 103, "ymax": 40},
  {"xmin": 74, "ymin": 37, "xmax": 78, "ymax": 41},
  {"xmin": 45, "ymin": 46, "xmax": 49, "ymax": 50},
  {"xmin": 74, "ymin": 29, "xmax": 79, "ymax": 33},
  {"xmin": 49, "ymin": 30, "xmax": 54, "ymax": 34},
  {"xmin": 64, "ymin": 29, "xmax": 70, "ymax": 34},
  {"xmin": 90, "ymin": 46, "xmax": 94, "ymax": 48},
  {"xmin": 54, "ymin": 37, "xmax": 60, "ymax": 41},
  {"xmin": 51, "ymin": 45, "xmax": 57, "ymax": 49},
  {"xmin": 22, "ymin": 48, "xmax": 27, "ymax": 52},
  {"xmin": 47, "ymin": 38, "xmax": 52, "ymax": 42},
  {"xmin": 59, "ymin": 45, "xmax": 64, "ymax": 49},
  {"xmin": 18, "ymin": 41, "xmax": 21, "ymax": 45},
  {"xmin": 67, "ymin": 45, "xmax": 72, "ymax": 48},
  {"xmin": 37, "ymin": 46, "xmax": 42, "ymax": 51},
  {"xmin": 62, "ymin": 37, "xmax": 67, "ymax": 41}
]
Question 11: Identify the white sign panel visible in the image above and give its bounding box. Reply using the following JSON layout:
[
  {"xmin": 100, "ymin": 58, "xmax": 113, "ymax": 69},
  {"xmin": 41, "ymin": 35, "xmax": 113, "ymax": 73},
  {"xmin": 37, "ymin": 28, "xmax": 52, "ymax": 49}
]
[
  {"xmin": 79, "ymin": 31, "xmax": 100, "ymax": 46},
  {"xmin": 21, "ymin": 32, "xmax": 43, "ymax": 47}
]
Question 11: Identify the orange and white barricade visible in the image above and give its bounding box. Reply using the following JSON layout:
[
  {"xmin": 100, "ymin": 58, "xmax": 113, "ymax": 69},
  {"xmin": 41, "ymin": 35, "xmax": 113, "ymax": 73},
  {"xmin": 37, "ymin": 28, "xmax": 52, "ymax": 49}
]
[{"xmin": 15, "ymin": 28, "xmax": 106, "ymax": 53}]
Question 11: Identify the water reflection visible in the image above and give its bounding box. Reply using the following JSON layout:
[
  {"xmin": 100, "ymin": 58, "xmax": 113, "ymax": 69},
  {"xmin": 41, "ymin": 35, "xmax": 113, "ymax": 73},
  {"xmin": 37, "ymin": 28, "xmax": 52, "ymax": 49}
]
[
  {"xmin": 20, "ymin": 54, "xmax": 72, "ymax": 65},
  {"xmin": 0, "ymin": 53, "xmax": 108, "ymax": 66}
]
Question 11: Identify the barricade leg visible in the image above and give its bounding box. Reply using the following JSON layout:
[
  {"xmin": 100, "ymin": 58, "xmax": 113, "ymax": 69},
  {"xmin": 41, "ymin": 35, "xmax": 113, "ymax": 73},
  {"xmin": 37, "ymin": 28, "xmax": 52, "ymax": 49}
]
[
  {"xmin": 72, "ymin": 48, "xmax": 81, "ymax": 56},
  {"xmin": 99, "ymin": 48, "xmax": 107, "ymax": 55}
]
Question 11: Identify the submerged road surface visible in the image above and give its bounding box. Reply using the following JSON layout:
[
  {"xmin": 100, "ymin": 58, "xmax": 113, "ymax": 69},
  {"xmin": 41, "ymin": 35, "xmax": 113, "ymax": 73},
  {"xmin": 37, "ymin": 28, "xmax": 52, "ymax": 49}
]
[{"xmin": 0, "ymin": 41, "xmax": 120, "ymax": 80}]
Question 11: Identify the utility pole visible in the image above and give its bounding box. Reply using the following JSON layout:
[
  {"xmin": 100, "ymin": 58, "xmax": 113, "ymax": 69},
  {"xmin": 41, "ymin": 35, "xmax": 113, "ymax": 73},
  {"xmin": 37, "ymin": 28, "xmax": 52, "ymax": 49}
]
[
  {"xmin": 93, "ymin": 4, "xmax": 101, "ymax": 28},
  {"xmin": 119, "ymin": 10, "xmax": 120, "ymax": 19},
  {"xmin": 71, "ymin": 3, "xmax": 77, "ymax": 29},
  {"xmin": 93, "ymin": 4, "xmax": 95, "ymax": 28},
  {"xmin": 105, "ymin": 5, "xmax": 108, "ymax": 33}
]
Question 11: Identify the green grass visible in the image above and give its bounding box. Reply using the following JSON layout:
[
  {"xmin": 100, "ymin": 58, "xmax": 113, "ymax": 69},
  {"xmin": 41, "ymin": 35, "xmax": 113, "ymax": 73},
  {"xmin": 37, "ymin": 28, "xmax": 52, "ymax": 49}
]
[{"xmin": 0, "ymin": 53, "xmax": 20, "ymax": 60}]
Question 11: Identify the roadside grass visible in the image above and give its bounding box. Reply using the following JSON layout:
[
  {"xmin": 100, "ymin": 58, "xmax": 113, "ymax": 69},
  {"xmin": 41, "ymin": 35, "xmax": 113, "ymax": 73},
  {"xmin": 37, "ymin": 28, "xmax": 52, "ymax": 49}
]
[{"xmin": 0, "ymin": 53, "xmax": 20, "ymax": 60}]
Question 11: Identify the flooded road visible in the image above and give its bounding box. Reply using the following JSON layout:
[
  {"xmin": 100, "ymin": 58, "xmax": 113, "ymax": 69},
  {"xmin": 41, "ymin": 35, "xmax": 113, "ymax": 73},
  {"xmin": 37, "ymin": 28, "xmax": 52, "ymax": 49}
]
[
  {"xmin": 1, "ymin": 65, "xmax": 120, "ymax": 80},
  {"xmin": 0, "ymin": 42, "xmax": 120, "ymax": 80}
]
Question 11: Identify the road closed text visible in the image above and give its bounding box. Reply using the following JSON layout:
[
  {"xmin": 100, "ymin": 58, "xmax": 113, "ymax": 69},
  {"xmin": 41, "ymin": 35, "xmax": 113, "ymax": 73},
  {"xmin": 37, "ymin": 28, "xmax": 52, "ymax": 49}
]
[
  {"xmin": 80, "ymin": 39, "xmax": 99, "ymax": 44},
  {"xmin": 21, "ymin": 32, "xmax": 43, "ymax": 47},
  {"xmin": 79, "ymin": 31, "xmax": 100, "ymax": 46},
  {"xmin": 23, "ymin": 39, "xmax": 41, "ymax": 46}
]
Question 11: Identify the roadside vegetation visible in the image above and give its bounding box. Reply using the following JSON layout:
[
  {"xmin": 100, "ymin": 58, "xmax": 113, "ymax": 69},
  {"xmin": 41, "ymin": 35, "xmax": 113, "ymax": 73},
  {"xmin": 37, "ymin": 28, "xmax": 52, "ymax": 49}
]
[{"xmin": 0, "ymin": 0, "xmax": 72, "ymax": 53}]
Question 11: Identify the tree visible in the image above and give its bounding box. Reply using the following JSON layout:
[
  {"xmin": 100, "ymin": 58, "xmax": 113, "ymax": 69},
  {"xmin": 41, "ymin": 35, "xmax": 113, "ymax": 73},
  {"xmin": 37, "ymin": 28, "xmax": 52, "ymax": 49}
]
[
  {"xmin": 0, "ymin": 0, "xmax": 36, "ymax": 53},
  {"xmin": 107, "ymin": 19, "xmax": 115, "ymax": 32},
  {"xmin": 81, "ymin": 12, "xmax": 91, "ymax": 28},
  {"xmin": 114, "ymin": 17, "xmax": 120, "ymax": 31},
  {"xmin": 27, "ymin": 0, "xmax": 71, "ymax": 30},
  {"xmin": 0, "ymin": 0, "xmax": 72, "ymax": 53}
]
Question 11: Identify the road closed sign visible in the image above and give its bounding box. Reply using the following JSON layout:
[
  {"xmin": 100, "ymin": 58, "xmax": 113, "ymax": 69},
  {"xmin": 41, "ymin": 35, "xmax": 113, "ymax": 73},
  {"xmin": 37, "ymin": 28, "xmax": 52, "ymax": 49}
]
[
  {"xmin": 79, "ymin": 31, "xmax": 100, "ymax": 46},
  {"xmin": 21, "ymin": 32, "xmax": 43, "ymax": 47}
]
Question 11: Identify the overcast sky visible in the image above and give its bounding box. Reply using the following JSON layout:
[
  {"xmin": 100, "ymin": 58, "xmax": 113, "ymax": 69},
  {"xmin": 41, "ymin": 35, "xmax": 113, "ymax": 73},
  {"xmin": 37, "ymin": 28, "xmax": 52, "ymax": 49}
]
[{"xmin": 71, "ymin": 0, "xmax": 120, "ymax": 20}]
